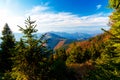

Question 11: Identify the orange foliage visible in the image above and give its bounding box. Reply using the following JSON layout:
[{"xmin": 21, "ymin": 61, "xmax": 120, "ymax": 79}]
[{"xmin": 67, "ymin": 33, "xmax": 111, "ymax": 53}]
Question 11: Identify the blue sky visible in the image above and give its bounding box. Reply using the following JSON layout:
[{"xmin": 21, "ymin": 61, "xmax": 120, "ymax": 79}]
[{"xmin": 0, "ymin": 0, "xmax": 112, "ymax": 33}]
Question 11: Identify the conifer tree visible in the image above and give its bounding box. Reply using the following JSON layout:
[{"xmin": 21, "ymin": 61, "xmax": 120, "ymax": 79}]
[
  {"xmin": 108, "ymin": 0, "xmax": 120, "ymax": 56},
  {"xmin": 0, "ymin": 23, "xmax": 15, "ymax": 73},
  {"xmin": 84, "ymin": 0, "xmax": 120, "ymax": 79},
  {"xmin": 11, "ymin": 17, "xmax": 52, "ymax": 80},
  {"xmin": 106, "ymin": 0, "xmax": 120, "ymax": 77}
]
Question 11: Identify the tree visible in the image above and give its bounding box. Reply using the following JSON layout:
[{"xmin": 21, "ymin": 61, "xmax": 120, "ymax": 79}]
[
  {"xmin": 66, "ymin": 43, "xmax": 85, "ymax": 63},
  {"xmin": 9, "ymin": 17, "xmax": 76, "ymax": 80},
  {"xmin": 107, "ymin": 0, "xmax": 120, "ymax": 65},
  {"xmin": 55, "ymin": 48, "xmax": 67, "ymax": 61},
  {"xmin": 109, "ymin": 0, "xmax": 120, "ymax": 9},
  {"xmin": 11, "ymin": 17, "xmax": 53, "ymax": 80},
  {"xmin": 107, "ymin": 0, "xmax": 120, "ymax": 77},
  {"xmin": 84, "ymin": 0, "xmax": 120, "ymax": 79},
  {"xmin": 0, "ymin": 23, "xmax": 15, "ymax": 73}
]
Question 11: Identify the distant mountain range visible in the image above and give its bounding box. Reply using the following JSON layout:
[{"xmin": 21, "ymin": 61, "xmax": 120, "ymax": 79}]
[
  {"xmin": 50, "ymin": 32, "xmax": 96, "ymax": 40},
  {"xmin": 42, "ymin": 32, "xmax": 98, "ymax": 49},
  {"xmin": 0, "ymin": 32, "xmax": 100, "ymax": 49}
]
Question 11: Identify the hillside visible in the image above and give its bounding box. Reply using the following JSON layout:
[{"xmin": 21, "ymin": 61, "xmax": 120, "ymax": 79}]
[
  {"xmin": 46, "ymin": 33, "xmax": 66, "ymax": 49},
  {"xmin": 54, "ymin": 39, "xmax": 66, "ymax": 50},
  {"xmin": 48, "ymin": 32, "xmax": 97, "ymax": 49},
  {"xmin": 64, "ymin": 33, "xmax": 111, "ymax": 79},
  {"xmin": 53, "ymin": 32, "xmax": 111, "ymax": 80},
  {"xmin": 66, "ymin": 32, "xmax": 110, "ymax": 53}
]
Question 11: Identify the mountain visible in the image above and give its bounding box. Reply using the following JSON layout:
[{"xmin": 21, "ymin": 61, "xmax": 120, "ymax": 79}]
[
  {"xmin": 66, "ymin": 33, "xmax": 110, "ymax": 53},
  {"xmin": 50, "ymin": 32, "xmax": 95, "ymax": 40},
  {"xmin": 45, "ymin": 32, "xmax": 66, "ymax": 49},
  {"xmin": 48, "ymin": 32, "xmax": 97, "ymax": 49},
  {"xmin": 0, "ymin": 32, "xmax": 98, "ymax": 49}
]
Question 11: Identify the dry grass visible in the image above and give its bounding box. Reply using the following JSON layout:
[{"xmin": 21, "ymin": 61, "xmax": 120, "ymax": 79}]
[{"xmin": 54, "ymin": 39, "xmax": 66, "ymax": 50}]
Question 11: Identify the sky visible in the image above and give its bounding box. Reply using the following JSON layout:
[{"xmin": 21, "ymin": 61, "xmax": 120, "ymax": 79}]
[{"xmin": 0, "ymin": 0, "xmax": 112, "ymax": 33}]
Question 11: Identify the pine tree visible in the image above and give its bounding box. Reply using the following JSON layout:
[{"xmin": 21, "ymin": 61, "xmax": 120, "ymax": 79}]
[
  {"xmin": 106, "ymin": 0, "xmax": 120, "ymax": 77},
  {"xmin": 0, "ymin": 23, "xmax": 15, "ymax": 73},
  {"xmin": 11, "ymin": 17, "xmax": 52, "ymax": 80},
  {"xmin": 84, "ymin": 0, "xmax": 120, "ymax": 79},
  {"xmin": 108, "ymin": 0, "xmax": 120, "ymax": 56}
]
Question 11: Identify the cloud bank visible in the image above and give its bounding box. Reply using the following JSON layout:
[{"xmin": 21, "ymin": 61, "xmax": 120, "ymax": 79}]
[{"xmin": 0, "ymin": 4, "xmax": 110, "ymax": 33}]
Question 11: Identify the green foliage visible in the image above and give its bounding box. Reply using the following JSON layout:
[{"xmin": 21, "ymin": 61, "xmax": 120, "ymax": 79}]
[
  {"xmin": 49, "ymin": 59, "xmax": 67, "ymax": 80},
  {"xmin": 47, "ymin": 54, "xmax": 76, "ymax": 80},
  {"xmin": 109, "ymin": 0, "xmax": 120, "ymax": 10},
  {"xmin": 66, "ymin": 37, "xmax": 106, "ymax": 64},
  {"xmin": 84, "ymin": 63, "xmax": 120, "ymax": 80},
  {"xmin": 55, "ymin": 48, "xmax": 67, "ymax": 61},
  {"xmin": 8, "ymin": 17, "xmax": 75, "ymax": 80},
  {"xmin": 0, "ymin": 23, "xmax": 15, "ymax": 73},
  {"xmin": 66, "ymin": 43, "xmax": 87, "ymax": 63},
  {"xmin": 84, "ymin": 0, "xmax": 120, "ymax": 79},
  {"xmin": 109, "ymin": 0, "xmax": 120, "ymax": 46},
  {"xmin": 84, "ymin": 48, "xmax": 120, "ymax": 80},
  {"xmin": 1, "ymin": 72, "xmax": 14, "ymax": 80},
  {"xmin": 108, "ymin": 0, "xmax": 120, "ymax": 71},
  {"xmin": 11, "ymin": 17, "xmax": 52, "ymax": 80}
]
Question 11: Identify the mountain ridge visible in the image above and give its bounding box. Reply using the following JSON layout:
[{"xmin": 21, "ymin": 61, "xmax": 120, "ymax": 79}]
[{"xmin": 0, "ymin": 32, "xmax": 101, "ymax": 49}]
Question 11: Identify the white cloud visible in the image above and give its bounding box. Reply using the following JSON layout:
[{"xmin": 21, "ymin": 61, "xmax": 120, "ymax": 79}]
[
  {"xmin": 96, "ymin": 4, "xmax": 102, "ymax": 10},
  {"xmin": 0, "ymin": 5, "xmax": 110, "ymax": 33},
  {"xmin": 26, "ymin": 5, "xmax": 50, "ymax": 15},
  {"xmin": 27, "ymin": 6, "xmax": 109, "ymax": 32}
]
